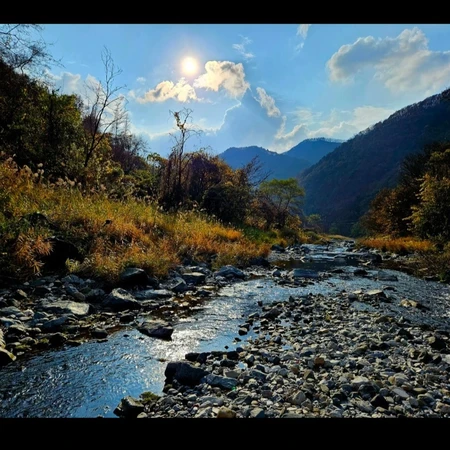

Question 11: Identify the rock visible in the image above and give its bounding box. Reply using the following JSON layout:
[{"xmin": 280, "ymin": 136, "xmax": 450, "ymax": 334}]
[
  {"xmin": 356, "ymin": 400, "xmax": 374, "ymax": 413},
  {"xmin": 84, "ymin": 289, "xmax": 106, "ymax": 303},
  {"xmin": 392, "ymin": 387, "xmax": 409, "ymax": 399},
  {"xmin": 262, "ymin": 307, "xmax": 282, "ymax": 320},
  {"xmin": 214, "ymin": 266, "xmax": 245, "ymax": 279},
  {"xmin": 203, "ymin": 374, "xmax": 238, "ymax": 390},
  {"xmin": 40, "ymin": 300, "xmax": 90, "ymax": 317},
  {"xmin": 238, "ymin": 328, "xmax": 248, "ymax": 336},
  {"xmin": 272, "ymin": 269, "xmax": 282, "ymax": 277},
  {"xmin": 0, "ymin": 347, "xmax": 16, "ymax": 366},
  {"xmin": 138, "ymin": 321, "xmax": 173, "ymax": 340},
  {"xmin": 48, "ymin": 332, "xmax": 67, "ymax": 346},
  {"xmin": 351, "ymin": 376, "xmax": 370, "ymax": 389},
  {"xmin": 41, "ymin": 316, "xmax": 71, "ymax": 332},
  {"xmin": 168, "ymin": 278, "xmax": 190, "ymax": 294},
  {"xmin": 377, "ymin": 271, "xmax": 398, "ymax": 281},
  {"xmin": 181, "ymin": 272, "xmax": 206, "ymax": 285},
  {"xmin": 271, "ymin": 244, "xmax": 285, "ymax": 252},
  {"xmin": 289, "ymin": 391, "xmax": 306, "ymax": 406},
  {"xmin": 217, "ymin": 407, "xmax": 236, "ymax": 418},
  {"xmin": 114, "ymin": 396, "xmax": 145, "ymax": 418},
  {"xmin": 164, "ymin": 361, "xmax": 208, "ymax": 386},
  {"xmin": 248, "ymin": 257, "xmax": 270, "ymax": 268},
  {"xmin": 0, "ymin": 329, "xmax": 4, "ymax": 348},
  {"xmin": 61, "ymin": 275, "xmax": 86, "ymax": 286},
  {"xmin": 34, "ymin": 286, "xmax": 52, "ymax": 296},
  {"xmin": 43, "ymin": 237, "xmax": 82, "ymax": 269},
  {"xmin": 248, "ymin": 369, "xmax": 267, "ymax": 382},
  {"xmin": 134, "ymin": 289, "xmax": 173, "ymax": 300},
  {"xmin": 371, "ymin": 394, "xmax": 389, "ymax": 409},
  {"xmin": 369, "ymin": 253, "xmax": 383, "ymax": 264},
  {"xmin": 0, "ymin": 306, "xmax": 22, "ymax": 317},
  {"xmin": 91, "ymin": 328, "xmax": 108, "ymax": 339},
  {"xmin": 65, "ymin": 285, "xmax": 85, "ymax": 302},
  {"xmin": 314, "ymin": 356, "xmax": 325, "ymax": 367},
  {"xmin": 119, "ymin": 267, "xmax": 157, "ymax": 288},
  {"xmin": 428, "ymin": 335, "xmax": 447, "ymax": 351},
  {"xmin": 290, "ymin": 269, "xmax": 319, "ymax": 279},
  {"xmin": 102, "ymin": 288, "xmax": 140, "ymax": 311},
  {"xmin": 250, "ymin": 408, "xmax": 265, "ymax": 418},
  {"xmin": 7, "ymin": 324, "xmax": 29, "ymax": 337},
  {"xmin": 366, "ymin": 289, "xmax": 386, "ymax": 298},
  {"xmin": 354, "ymin": 268, "xmax": 368, "ymax": 276}
]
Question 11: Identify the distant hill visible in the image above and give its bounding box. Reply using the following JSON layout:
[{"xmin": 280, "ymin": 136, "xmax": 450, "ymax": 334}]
[
  {"xmin": 299, "ymin": 88, "xmax": 450, "ymax": 235},
  {"xmin": 283, "ymin": 138, "xmax": 343, "ymax": 164},
  {"xmin": 219, "ymin": 145, "xmax": 311, "ymax": 180}
]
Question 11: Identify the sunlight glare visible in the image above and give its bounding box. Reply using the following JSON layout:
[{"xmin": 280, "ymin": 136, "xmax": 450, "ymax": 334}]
[{"xmin": 182, "ymin": 57, "xmax": 198, "ymax": 76}]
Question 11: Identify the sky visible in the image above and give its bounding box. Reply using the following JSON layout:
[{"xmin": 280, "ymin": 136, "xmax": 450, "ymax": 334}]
[{"xmin": 36, "ymin": 24, "xmax": 450, "ymax": 157}]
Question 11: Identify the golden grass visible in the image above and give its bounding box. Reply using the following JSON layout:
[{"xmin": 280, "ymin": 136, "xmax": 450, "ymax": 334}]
[
  {"xmin": 0, "ymin": 157, "xmax": 269, "ymax": 281},
  {"xmin": 358, "ymin": 236, "xmax": 435, "ymax": 254}
]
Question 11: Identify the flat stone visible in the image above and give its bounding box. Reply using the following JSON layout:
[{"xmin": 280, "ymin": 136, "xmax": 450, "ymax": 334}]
[
  {"xmin": 40, "ymin": 300, "xmax": 90, "ymax": 317},
  {"xmin": 289, "ymin": 391, "xmax": 306, "ymax": 406},
  {"xmin": 290, "ymin": 269, "xmax": 319, "ymax": 279},
  {"xmin": 250, "ymin": 408, "xmax": 265, "ymax": 418},
  {"xmin": 134, "ymin": 289, "xmax": 173, "ymax": 300},
  {"xmin": 114, "ymin": 396, "xmax": 145, "ymax": 418},
  {"xmin": 138, "ymin": 321, "xmax": 173, "ymax": 340},
  {"xmin": 392, "ymin": 387, "xmax": 409, "ymax": 399},
  {"xmin": 0, "ymin": 306, "xmax": 22, "ymax": 317},
  {"xmin": 181, "ymin": 272, "xmax": 206, "ymax": 285},
  {"xmin": 102, "ymin": 288, "xmax": 140, "ymax": 311},
  {"xmin": 217, "ymin": 407, "xmax": 236, "ymax": 418},
  {"xmin": 203, "ymin": 374, "xmax": 238, "ymax": 390}
]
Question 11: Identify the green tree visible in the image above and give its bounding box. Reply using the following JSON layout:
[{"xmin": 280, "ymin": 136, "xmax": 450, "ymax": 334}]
[{"xmin": 257, "ymin": 178, "xmax": 305, "ymax": 228}]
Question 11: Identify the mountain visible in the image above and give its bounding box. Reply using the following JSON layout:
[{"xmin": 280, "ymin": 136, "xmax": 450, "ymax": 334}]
[
  {"xmin": 219, "ymin": 146, "xmax": 311, "ymax": 180},
  {"xmin": 284, "ymin": 138, "xmax": 343, "ymax": 164},
  {"xmin": 299, "ymin": 89, "xmax": 450, "ymax": 236}
]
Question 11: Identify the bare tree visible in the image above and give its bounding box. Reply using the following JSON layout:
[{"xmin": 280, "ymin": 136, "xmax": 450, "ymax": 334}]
[
  {"xmin": 0, "ymin": 24, "xmax": 60, "ymax": 76},
  {"xmin": 82, "ymin": 47, "xmax": 126, "ymax": 168}
]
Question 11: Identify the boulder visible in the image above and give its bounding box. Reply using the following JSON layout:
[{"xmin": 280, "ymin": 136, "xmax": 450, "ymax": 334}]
[
  {"xmin": 102, "ymin": 288, "xmax": 140, "ymax": 311},
  {"xmin": 167, "ymin": 278, "xmax": 190, "ymax": 294},
  {"xmin": 214, "ymin": 266, "xmax": 245, "ymax": 279},
  {"xmin": 114, "ymin": 396, "xmax": 145, "ymax": 418},
  {"xmin": 138, "ymin": 321, "xmax": 173, "ymax": 340},
  {"xmin": 202, "ymin": 374, "xmax": 238, "ymax": 390},
  {"xmin": 290, "ymin": 269, "xmax": 319, "ymax": 279},
  {"xmin": 39, "ymin": 300, "xmax": 90, "ymax": 317},
  {"xmin": 164, "ymin": 361, "xmax": 208, "ymax": 386},
  {"xmin": 119, "ymin": 268, "xmax": 158, "ymax": 288},
  {"xmin": 181, "ymin": 272, "xmax": 206, "ymax": 285}
]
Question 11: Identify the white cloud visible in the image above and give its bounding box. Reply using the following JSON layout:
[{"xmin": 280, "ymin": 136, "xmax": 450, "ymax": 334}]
[
  {"xmin": 274, "ymin": 115, "xmax": 309, "ymax": 150},
  {"xmin": 194, "ymin": 61, "xmax": 249, "ymax": 98},
  {"xmin": 136, "ymin": 77, "xmax": 146, "ymax": 84},
  {"xmin": 297, "ymin": 24, "xmax": 311, "ymax": 39},
  {"xmin": 134, "ymin": 78, "xmax": 197, "ymax": 103},
  {"xmin": 255, "ymin": 87, "xmax": 281, "ymax": 118},
  {"xmin": 327, "ymin": 27, "xmax": 450, "ymax": 95},
  {"xmin": 232, "ymin": 35, "xmax": 255, "ymax": 61}
]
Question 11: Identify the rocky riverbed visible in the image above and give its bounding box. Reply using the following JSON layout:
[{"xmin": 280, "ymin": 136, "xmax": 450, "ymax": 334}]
[{"xmin": 1, "ymin": 239, "xmax": 450, "ymax": 418}]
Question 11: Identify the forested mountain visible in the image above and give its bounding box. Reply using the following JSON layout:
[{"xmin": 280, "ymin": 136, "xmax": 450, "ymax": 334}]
[
  {"xmin": 299, "ymin": 88, "xmax": 450, "ymax": 235},
  {"xmin": 219, "ymin": 145, "xmax": 311, "ymax": 180},
  {"xmin": 284, "ymin": 138, "xmax": 343, "ymax": 164}
]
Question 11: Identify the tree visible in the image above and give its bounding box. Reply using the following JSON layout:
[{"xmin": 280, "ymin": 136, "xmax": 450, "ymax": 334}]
[
  {"xmin": 257, "ymin": 178, "xmax": 305, "ymax": 228},
  {"xmin": 82, "ymin": 47, "xmax": 126, "ymax": 169},
  {"xmin": 0, "ymin": 24, "xmax": 59, "ymax": 77}
]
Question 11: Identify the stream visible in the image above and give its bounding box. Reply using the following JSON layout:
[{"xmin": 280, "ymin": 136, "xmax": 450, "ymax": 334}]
[{"xmin": 1, "ymin": 241, "xmax": 450, "ymax": 418}]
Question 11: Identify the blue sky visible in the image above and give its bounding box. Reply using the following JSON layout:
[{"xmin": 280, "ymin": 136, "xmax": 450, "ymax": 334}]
[{"xmin": 39, "ymin": 24, "xmax": 450, "ymax": 156}]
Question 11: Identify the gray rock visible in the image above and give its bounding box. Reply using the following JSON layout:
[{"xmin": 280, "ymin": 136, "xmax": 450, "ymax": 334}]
[
  {"xmin": 377, "ymin": 271, "xmax": 398, "ymax": 282},
  {"xmin": 119, "ymin": 267, "xmax": 157, "ymax": 288},
  {"xmin": 114, "ymin": 396, "xmax": 145, "ymax": 418},
  {"xmin": 351, "ymin": 376, "xmax": 370, "ymax": 388},
  {"xmin": 290, "ymin": 269, "xmax": 319, "ymax": 279},
  {"xmin": 262, "ymin": 307, "xmax": 282, "ymax": 320},
  {"xmin": 392, "ymin": 387, "xmax": 409, "ymax": 399},
  {"xmin": 354, "ymin": 268, "xmax": 368, "ymax": 276},
  {"xmin": 13, "ymin": 289, "xmax": 28, "ymax": 300},
  {"xmin": 181, "ymin": 272, "xmax": 206, "ymax": 285},
  {"xmin": 91, "ymin": 328, "xmax": 108, "ymax": 339},
  {"xmin": 250, "ymin": 408, "xmax": 265, "ymax": 418},
  {"xmin": 203, "ymin": 374, "xmax": 238, "ymax": 390},
  {"xmin": 271, "ymin": 244, "xmax": 285, "ymax": 252},
  {"xmin": 84, "ymin": 289, "xmax": 106, "ymax": 303},
  {"xmin": 214, "ymin": 266, "xmax": 245, "ymax": 279},
  {"xmin": 168, "ymin": 278, "xmax": 190, "ymax": 294},
  {"xmin": 0, "ymin": 306, "xmax": 22, "ymax": 317},
  {"xmin": 102, "ymin": 288, "xmax": 140, "ymax": 311},
  {"xmin": 366, "ymin": 289, "xmax": 386, "ymax": 298},
  {"xmin": 134, "ymin": 289, "xmax": 173, "ymax": 300},
  {"xmin": 289, "ymin": 391, "xmax": 306, "ymax": 405},
  {"xmin": 65, "ymin": 285, "xmax": 86, "ymax": 302},
  {"xmin": 40, "ymin": 316, "xmax": 71, "ymax": 332},
  {"xmin": 272, "ymin": 269, "xmax": 282, "ymax": 277},
  {"xmin": 61, "ymin": 275, "xmax": 86, "ymax": 286},
  {"xmin": 138, "ymin": 321, "xmax": 173, "ymax": 340},
  {"xmin": 428, "ymin": 335, "xmax": 447, "ymax": 351},
  {"xmin": 34, "ymin": 286, "xmax": 52, "ymax": 296},
  {"xmin": 40, "ymin": 300, "xmax": 90, "ymax": 317},
  {"xmin": 165, "ymin": 361, "xmax": 208, "ymax": 386}
]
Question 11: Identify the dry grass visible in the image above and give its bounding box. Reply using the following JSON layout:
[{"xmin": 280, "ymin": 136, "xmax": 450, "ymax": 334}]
[
  {"xmin": 0, "ymin": 157, "xmax": 269, "ymax": 282},
  {"xmin": 358, "ymin": 236, "xmax": 435, "ymax": 254}
]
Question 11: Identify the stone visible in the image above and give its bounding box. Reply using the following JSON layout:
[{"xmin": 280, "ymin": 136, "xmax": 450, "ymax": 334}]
[
  {"xmin": 366, "ymin": 289, "xmax": 386, "ymax": 298},
  {"xmin": 41, "ymin": 316, "xmax": 71, "ymax": 332},
  {"xmin": 214, "ymin": 266, "xmax": 245, "ymax": 279},
  {"xmin": 248, "ymin": 257, "xmax": 270, "ymax": 268},
  {"xmin": 168, "ymin": 278, "xmax": 190, "ymax": 294},
  {"xmin": 290, "ymin": 269, "xmax": 319, "ymax": 279},
  {"xmin": 271, "ymin": 244, "xmax": 285, "ymax": 252},
  {"xmin": 217, "ymin": 407, "xmax": 236, "ymax": 418},
  {"xmin": 354, "ymin": 269, "xmax": 368, "ymax": 276},
  {"xmin": 138, "ymin": 321, "xmax": 173, "ymax": 340},
  {"xmin": 119, "ymin": 267, "xmax": 158, "ymax": 288},
  {"xmin": 203, "ymin": 374, "xmax": 238, "ymax": 390},
  {"xmin": 84, "ymin": 289, "xmax": 106, "ymax": 303},
  {"xmin": 238, "ymin": 328, "xmax": 248, "ymax": 336},
  {"xmin": 61, "ymin": 275, "xmax": 86, "ymax": 286},
  {"xmin": 351, "ymin": 376, "xmax": 370, "ymax": 389},
  {"xmin": 134, "ymin": 289, "xmax": 173, "ymax": 300},
  {"xmin": 371, "ymin": 394, "xmax": 389, "ymax": 409},
  {"xmin": 181, "ymin": 272, "xmax": 206, "ymax": 285},
  {"xmin": 0, "ymin": 347, "xmax": 16, "ymax": 366},
  {"xmin": 91, "ymin": 328, "xmax": 108, "ymax": 339},
  {"xmin": 428, "ymin": 335, "xmax": 447, "ymax": 351},
  {"xmin": 262, "ymin": 307, "xmax": 282, "ymax": 320},
  {"xmin": 34, "ymin": 286, "xmax": 52, "ymax": 296},
  {"xmin": 0, "ymin": 306, "xmax": 22, "ymax": 317},
  {"xmin": 164, "ymin": 361, "xmax": 208, "ymax": 386},
  {"xmin": 114, "ymin": 396, "xmax": 145, "ymax": 418},
  {"xmin": 248, "ymin": 369, "xmax": 267, "ymax": 382},
  {"xmin": 377, "ymin": 271, "xmax": 398, "ymax": 282},
  {"xmin": 289, "ymin": 391, "xmax": 306, "ymax": 406},
  {"xmin": 102, "ymin": 288, "xmax": 140, "ymax": 311},
  {"xmin": 392, "ymin": 387, "xmax": 409, "ymax": 399},
  {"xmin": 40, "ymin": 300, "xmax": 90, "ymax": 317},
  {"xmin": 272, "ymin": 269, "xmax": 282, "ymax": 277},
  {"xmin": 13, "ymin": 289, "xmax": 27, "ymax": 300},
  {"xmin": 250, "ymin": 408, "xmax": 265, "ymax": 418}
]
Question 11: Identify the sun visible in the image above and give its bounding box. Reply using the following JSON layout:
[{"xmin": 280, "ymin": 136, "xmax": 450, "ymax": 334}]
[{"xmin": 182, "ymin": 57, "xmax": 198, "ymax": 76}]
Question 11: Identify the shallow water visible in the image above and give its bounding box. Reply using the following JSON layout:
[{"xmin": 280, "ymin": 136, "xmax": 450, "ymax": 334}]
[{"xmin": 1, "ymin": 243, "xmax": 450, "ymax": 418}]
